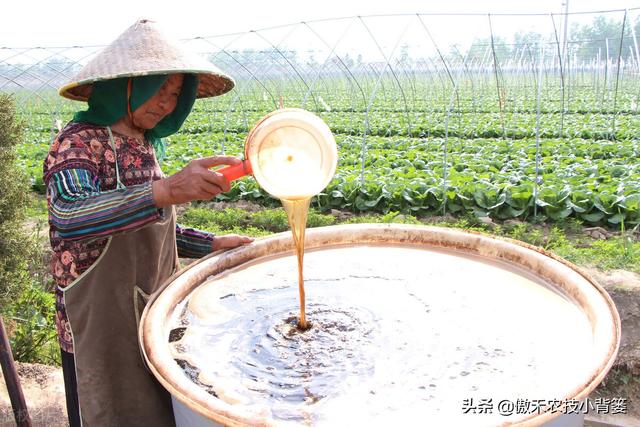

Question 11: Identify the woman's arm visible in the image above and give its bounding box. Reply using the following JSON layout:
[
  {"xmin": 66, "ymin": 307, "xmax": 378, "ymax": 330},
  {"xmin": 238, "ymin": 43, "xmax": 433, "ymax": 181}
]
[
  {"xmin": 47, "ymin": 168, "xmax": 162, "ymax": 241},
  {"xmin": 175, "ymin": 224, "xmax": 214, "ymax": 258},
  {"xmin": 175, "ymin": 226, "xmax": 254, "ymax": 258},
  {"xmin": 48, "ymin": 168, "xmax": 253, "ymax": 253}
]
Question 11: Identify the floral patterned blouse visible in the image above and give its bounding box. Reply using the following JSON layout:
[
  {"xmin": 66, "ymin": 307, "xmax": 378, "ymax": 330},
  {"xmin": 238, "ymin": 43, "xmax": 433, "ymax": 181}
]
[{"xmin": 44, "ymin": 122, "xmax": 214, "ymax": 352}]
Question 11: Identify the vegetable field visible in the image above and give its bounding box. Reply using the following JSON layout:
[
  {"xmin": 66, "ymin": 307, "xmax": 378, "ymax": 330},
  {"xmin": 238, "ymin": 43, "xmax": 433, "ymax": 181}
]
[{"xmin": 16, "ymin": 71, "xmax": 640, "ymax": 226}]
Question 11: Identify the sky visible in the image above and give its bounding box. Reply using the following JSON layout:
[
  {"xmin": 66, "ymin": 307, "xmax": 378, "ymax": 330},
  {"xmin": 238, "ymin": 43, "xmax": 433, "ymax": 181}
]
[{"xmin": 2, "ymin": 0, "xmax": 639, "ymax": 48}]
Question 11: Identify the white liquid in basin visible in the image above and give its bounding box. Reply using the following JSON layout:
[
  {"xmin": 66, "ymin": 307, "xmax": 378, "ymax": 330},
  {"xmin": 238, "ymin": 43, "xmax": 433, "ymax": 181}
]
[{"xmin": 169, "ymin": 245, "xmax": 594, "ymax": 426}]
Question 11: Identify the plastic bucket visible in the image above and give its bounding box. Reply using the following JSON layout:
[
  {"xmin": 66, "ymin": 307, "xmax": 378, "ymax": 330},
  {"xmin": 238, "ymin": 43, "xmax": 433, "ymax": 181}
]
[{"xmin": 140, "ymin": 224, "xmax": 620, "ymax": 426}]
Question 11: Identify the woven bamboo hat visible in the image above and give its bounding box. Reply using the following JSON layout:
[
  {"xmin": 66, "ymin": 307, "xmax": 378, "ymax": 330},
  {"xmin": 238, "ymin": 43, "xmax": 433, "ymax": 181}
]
[{"xmin": 59, "ymin": 19, "xmax": 234, "ymax": 101}]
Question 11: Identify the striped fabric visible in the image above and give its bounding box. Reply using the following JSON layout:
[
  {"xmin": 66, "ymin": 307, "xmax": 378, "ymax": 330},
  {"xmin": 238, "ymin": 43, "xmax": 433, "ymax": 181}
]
[
  {"xmin": 48, "ymin": 168, "xmax": 214, "ymax": 258},
  {"xmin": 48, "ymin": 169, "xmax": 160, "ymax": 240},
  {"xmin": 176, "ymin": 225, "xmax": 214, "ymax": 258}
]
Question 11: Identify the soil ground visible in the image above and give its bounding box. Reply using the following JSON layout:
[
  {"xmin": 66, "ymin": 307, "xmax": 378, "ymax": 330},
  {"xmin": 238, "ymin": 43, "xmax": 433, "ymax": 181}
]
[{"xmin": 0, "ymin": 363, "xmax": 66, "ymax": 426}]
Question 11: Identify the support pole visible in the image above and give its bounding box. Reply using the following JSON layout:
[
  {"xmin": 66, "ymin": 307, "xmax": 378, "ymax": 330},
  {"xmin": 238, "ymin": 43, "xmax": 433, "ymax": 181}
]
[{"xmin": 0, "ymin": 315, "xmax": 32, "ymax": 426}]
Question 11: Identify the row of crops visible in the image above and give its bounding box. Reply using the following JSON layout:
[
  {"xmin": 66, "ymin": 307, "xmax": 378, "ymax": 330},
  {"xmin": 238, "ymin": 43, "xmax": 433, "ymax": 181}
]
[
  {"xmin": 15, "ymin": 73, "xmax": 640, "ymax": 226},
  {"xmin": 163, "ymin": 132, "xmax": 640, "ymax": 224}
]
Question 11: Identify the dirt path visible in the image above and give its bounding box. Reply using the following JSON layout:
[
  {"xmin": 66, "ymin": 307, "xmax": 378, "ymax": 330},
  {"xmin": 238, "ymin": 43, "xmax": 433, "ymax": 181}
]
[{"xmin": 0, "ymin": 363, "xmax": 66, "ymax": 426}]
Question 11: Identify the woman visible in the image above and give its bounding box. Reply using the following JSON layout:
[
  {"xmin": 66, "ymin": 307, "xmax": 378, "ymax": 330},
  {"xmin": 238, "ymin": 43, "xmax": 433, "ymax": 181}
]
[{"xmin": 43, "ymin": 20, "xmax": 251, "ymax": 426}]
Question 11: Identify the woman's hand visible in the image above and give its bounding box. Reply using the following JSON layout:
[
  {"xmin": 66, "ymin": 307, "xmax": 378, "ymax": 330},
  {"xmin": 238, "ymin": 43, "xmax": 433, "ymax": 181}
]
[
  {"xmin": 212, "ymin": 234, "xmax": 254, "ymax": 251},
  {"xmin": 152, "ymin": 156, "xmax": 241, "ymax": 207}
]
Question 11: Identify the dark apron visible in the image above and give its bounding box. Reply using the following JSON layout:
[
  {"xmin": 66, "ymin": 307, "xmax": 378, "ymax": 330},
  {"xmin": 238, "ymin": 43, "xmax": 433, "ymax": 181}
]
[{"xmin": 62, "ymin": 206, "xmax": 179, "ymax": 426}]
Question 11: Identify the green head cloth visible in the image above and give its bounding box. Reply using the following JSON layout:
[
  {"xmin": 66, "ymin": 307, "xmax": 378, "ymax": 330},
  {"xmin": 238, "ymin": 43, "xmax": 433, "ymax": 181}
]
[{"xmin": 73, "ymin": 74, "xmax": 198, "ymax": 161}]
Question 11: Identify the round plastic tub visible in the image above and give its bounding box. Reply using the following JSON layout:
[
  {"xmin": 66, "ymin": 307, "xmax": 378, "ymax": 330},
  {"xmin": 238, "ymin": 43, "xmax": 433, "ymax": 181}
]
[{"xmin": 140, "ymin": 224, "xmax": 620, "ymax": 426}]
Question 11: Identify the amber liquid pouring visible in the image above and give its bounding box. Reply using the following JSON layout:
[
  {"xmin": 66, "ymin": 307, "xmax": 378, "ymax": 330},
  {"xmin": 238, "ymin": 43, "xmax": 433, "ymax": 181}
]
[{"xmin": 281, "ymin": 197, "xmax": 311, "ymax": 329}]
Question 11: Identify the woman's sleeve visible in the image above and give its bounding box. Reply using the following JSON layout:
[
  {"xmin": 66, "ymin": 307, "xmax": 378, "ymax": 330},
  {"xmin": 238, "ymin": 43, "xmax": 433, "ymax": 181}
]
[
  {"xmin": 47, "ymin": 168, "xmax": 162, "ymax": 241},
  {"xmin": 175, "ymin": 224, "xmax": 215, "ymax": 258}
]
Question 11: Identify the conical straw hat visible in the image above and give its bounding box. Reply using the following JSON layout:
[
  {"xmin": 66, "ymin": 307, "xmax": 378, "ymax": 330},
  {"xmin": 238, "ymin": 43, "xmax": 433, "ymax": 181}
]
[{"xmin": 59, "ymin": 19, "xmax": 234, "ymax": 101}]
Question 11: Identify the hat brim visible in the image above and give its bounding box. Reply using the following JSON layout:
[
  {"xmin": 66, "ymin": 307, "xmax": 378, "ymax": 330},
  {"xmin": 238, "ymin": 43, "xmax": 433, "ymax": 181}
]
[{"xmin": 60, "ymin": 69, "xmax": 234, "ymax": 102}]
